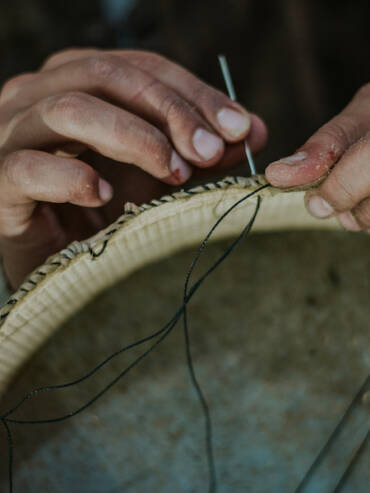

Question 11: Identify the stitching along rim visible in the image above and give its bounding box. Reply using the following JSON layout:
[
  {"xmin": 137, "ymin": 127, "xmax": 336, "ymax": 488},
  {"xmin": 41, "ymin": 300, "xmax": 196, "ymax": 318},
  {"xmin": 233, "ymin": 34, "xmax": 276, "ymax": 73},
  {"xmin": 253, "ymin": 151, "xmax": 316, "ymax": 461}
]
[{"xmin": 0, "ymin": 174, "xmax": 342, "ymax": 392}]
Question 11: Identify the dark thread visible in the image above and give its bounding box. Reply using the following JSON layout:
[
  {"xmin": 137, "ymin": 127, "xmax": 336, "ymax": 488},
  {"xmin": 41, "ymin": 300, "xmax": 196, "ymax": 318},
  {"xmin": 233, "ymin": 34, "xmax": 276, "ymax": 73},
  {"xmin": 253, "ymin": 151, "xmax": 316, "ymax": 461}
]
[
  {"xmin": 85, "ymin": 179, "xmax": 258, "ymax": 264},
  {"xmin": 294, "ymin": 374, "xmax": 370, "ymax": 493},
  {"xmin": 1, "ymin": 418, "xmax": 13, "ymax": 493},
  {"xmin": 3, "ymin": 187, "xmax": 266, "ymax": 425},
  {"xmin": 332, "ymin": 430, "xmax": 369, "ymax": 492},
  {"xmin": 89, "ymin": 240, "xmax": 108, "ymax": 258},
  {"xmin": 1, "ymin": 184, "xmax": 268, "ymax": 492},
  {"xmin": 182, "ymin": 195, "xmax": 261, "ymax": 493}
]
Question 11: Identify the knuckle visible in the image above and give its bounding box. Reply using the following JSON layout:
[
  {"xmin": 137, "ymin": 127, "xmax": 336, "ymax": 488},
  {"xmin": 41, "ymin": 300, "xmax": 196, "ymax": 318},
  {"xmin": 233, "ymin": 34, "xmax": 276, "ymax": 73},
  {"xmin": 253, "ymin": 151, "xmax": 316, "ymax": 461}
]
[
  {"xmin": 86, "ymin": 54, "xmax": 122, "ymax": 83},
  {"xmin": 43, "ymin": 91, "xmax": 90, "ymax": 122},
  {"xmin": 347, "ymin": 132, "xmax": 370, "ymax": 161},
  {"xmin": 324, "ymin": 171, "xmax": 358, "ymax": 209},
  {"xmin": 191, "ymin": 83, "xmax": 209, "ymax": 106},
  {"xmin": 309, "ymin": 115, "xmax": 360, "ymax": 165},
  {"xmin": 0, "ymin": 73, "xmax": 34, "ymax": 102},
  {"xmin": 2, "ymin": 150, "xmax": 30, "ymax": 185},
  {"xmin": 137, "ymin": 51, "xmax": 167, "ymax": 72},
  {"xmin": 161, "ymin": 93, "xmax": 194, "ymax": 124},
  {"xmin": 113, "ymin": 112, "xmax": 171, "ymax": 177},
  {"xmin": 0, "ymin": 209, "xmax": 14, "ymax": 237},
  {"xmin": 321, "ymin": 117, "xmax": 356, "ymax": 151},
  {"xmin": 190, "ymin": 82, "xmax": 224, "ymax": 109},
  {"xmin": 354, "ymin": 201, "xmax": 370, "ymax": 227},
  {"xmin": 42, "ymin": 48, "xmax": 83, "ymax": 69},
  {"xmin": 43, "ymin": 48, "xmax": 73, "ymax": 64}
]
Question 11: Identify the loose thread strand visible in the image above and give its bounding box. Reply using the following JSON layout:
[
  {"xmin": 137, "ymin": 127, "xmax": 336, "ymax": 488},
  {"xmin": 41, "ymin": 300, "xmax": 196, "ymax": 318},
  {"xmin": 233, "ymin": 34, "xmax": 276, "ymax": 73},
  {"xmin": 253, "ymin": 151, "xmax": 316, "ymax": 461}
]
[
  {"xmin": 1, "ymin": 418, "xmax": 13, "ymax": 493},
  {"xmin": 332, "ymin": 430, "xmax": 369, "ymax": 493},
  {"xmin": 294, "ymin": 374, "xmax": 370, "ymax": 493},
  {"xmin": 182, "ymin": 195, "xmax": 262, "ymax": 492},
  {"xmin": 1, "ymin": 184, "xmax": 268, "ymax": 492},
  {"xmin": 1, "ymin": 185, "xmax": 267, "ymax": 424}
]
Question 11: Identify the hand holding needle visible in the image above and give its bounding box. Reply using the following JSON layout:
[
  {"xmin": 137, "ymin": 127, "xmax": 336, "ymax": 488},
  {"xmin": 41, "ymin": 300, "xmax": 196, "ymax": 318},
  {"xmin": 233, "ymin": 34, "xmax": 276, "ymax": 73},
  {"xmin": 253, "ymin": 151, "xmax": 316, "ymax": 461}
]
[{"xmin": 218, "ymin": 55, "xmax": 257, "ymax": 175}]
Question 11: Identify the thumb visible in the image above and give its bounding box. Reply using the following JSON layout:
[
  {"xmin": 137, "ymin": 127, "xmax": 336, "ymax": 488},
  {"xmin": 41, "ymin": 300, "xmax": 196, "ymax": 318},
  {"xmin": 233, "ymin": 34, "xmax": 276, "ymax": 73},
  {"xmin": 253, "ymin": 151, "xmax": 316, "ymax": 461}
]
[{"xmin": 265, "ymin": 84, "xmax": 370, "ymax": 188}]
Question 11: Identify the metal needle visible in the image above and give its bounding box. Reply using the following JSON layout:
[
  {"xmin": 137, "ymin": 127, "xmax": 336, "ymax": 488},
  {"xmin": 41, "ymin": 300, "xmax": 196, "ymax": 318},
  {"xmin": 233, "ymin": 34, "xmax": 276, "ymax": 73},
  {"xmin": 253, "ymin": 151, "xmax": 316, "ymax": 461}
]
[{"xmin": 218, "ymin": 54, "xmax": 257, "ymax": 176}]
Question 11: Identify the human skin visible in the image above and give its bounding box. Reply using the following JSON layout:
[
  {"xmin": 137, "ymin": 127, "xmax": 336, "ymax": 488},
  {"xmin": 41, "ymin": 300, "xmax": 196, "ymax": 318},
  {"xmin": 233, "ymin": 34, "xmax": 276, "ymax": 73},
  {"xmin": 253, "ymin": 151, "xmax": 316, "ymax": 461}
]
[
  {"xmin": 1, "ymin": 49, "xmax": 368, "ymax": 290},
  {"xmin": 266, "ymin": 83, "xmax": 370, "ymax": 234},
  {"xmin": 0, "ymin": 48, "xmax": 268, "ymax": 288}
]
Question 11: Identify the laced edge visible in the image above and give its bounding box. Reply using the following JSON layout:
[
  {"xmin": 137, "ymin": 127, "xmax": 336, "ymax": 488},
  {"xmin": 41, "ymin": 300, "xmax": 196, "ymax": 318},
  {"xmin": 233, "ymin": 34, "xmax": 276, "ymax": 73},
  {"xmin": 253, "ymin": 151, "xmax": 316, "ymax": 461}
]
[{"xmin": 0, "ymin": 175, "xmax": 271, "ymax": 327}]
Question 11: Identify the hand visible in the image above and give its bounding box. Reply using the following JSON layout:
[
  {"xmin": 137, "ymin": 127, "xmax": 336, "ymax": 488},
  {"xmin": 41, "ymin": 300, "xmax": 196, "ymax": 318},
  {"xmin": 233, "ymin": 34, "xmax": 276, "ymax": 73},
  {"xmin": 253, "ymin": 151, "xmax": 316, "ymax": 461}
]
[
  {"xmin": 0, "ymin": 48, "xmax": 268, "ymax": 288},
  {"xmin": 265, "ymin": 83, "xmax": 370, "ymax": 233}
]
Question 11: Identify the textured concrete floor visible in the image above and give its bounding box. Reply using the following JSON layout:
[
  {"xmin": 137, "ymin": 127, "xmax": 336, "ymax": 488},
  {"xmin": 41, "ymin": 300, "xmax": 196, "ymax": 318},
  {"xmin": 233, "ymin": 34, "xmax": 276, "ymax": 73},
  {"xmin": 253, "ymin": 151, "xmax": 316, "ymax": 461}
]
[{"xmin": 0, "ymin": 230, "xmax": 369, "ymax": 492}]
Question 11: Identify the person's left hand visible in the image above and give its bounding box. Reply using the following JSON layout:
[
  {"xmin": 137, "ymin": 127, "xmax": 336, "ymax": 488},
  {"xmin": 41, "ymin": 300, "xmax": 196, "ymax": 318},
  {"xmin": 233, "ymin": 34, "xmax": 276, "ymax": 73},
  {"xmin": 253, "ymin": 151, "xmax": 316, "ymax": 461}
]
[
  {"xmin": 265, "ymin": 82, "xmax": 370, "ymax": 232},
  {"xmin": 0, "ymin": 48, "xmax": 268, "ymax": 288}
]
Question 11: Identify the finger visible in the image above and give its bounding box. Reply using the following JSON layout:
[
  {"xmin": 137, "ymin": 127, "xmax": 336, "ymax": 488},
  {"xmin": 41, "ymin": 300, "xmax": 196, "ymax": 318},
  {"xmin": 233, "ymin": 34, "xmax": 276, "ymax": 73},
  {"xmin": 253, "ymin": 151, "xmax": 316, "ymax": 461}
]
[
  {"xmin": 193, "ymin": 114, "xmax": 268, "ymax": 177},
  {"xmin": 0, "ymin": 73, "xmax": 37, "ymax": 104},
  {"xmin": 352, "ymin": 197, "xmax": 370, "ymax": 230},
  {"xmin": 123, "ymin": 51, "xmax": 254, "ymax": 142},
  {"xmin": 0, "ymin": 203, "xmax": 65, "ymax": 289},
  {"xmin": 40, "ymin": 49, "xmax": 269, "ymax": 158},
  {"xmin": 31, "ymin": 49, "xmax": 268, "ymax": 165},
  {"xmin": 0, "ymin": 204, "xmax": 103, "ymax": 289},
  {"xmin": 266, "ymin": 84, "xmax": 370, "ymax": 188},
  {"xmin": 2, "ymin": 91, "xmax": 193, "ymax": 185},
  {"xmin": 336, "ymin": 211, "xmax": 362, "ymax": 232},
  {"xmin": 327, "ymin": 196, "xmax": 370, "ymax": 233},
  {"xmin": 41, "ymin": 49, "xmax": 254, "ymax": 144},
  {"xmin": 221, "ymin": 113, "xmax": 268, "ymax": 161},
  {"xmin": 304, "ymin": 133, "xmax": 370, "ymax": 220},
  {"xmin": 8, "ymin": 55, "xmax": 225, "ymax": 167},
  {"xmin": 0, "ymin": 149, "xmax": 113, "ymax": 236},
  {"xmin": 40, "ymin": 48, "xmax": 101, "ymax": 70}
]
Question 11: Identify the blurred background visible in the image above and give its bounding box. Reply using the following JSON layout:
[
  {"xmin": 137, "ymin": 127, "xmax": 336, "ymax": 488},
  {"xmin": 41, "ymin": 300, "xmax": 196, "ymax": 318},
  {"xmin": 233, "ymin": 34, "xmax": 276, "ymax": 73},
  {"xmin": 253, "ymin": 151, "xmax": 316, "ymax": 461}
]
[{"xmin": 1, "ymin": 0, "xmax": 370, "ymax": 169}]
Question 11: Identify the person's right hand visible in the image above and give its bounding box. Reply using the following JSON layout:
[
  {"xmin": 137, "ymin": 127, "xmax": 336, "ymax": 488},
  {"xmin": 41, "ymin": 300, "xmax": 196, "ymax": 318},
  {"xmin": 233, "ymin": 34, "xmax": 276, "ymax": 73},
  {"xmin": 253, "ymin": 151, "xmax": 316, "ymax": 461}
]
[
  {"xmin": 0, "ymin": 48, "xmax": 268, "ymax": 289},
  {"xmin": 265, "ymin": 83, "xmax": 370, "ymax": 234}
]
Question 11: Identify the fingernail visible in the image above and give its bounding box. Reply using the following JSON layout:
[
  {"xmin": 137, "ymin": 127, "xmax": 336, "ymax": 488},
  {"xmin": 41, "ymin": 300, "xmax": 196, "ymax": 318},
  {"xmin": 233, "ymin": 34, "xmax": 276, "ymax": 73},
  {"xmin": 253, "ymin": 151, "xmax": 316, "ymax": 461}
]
[
  {"xmin": 217, "ymin": 108, "xmax": 251, "ymax": 137},
  {"xmin": 307, "ymin": 195, "xmax": 334, "ymax": 218},
  {"xmin": 273, "ymin": 151, "xmax": 308, "ymax": 165},
  {"xmin": 193, "ymin": 128, "xmax": 223, "ymax": 161},
  {"xmin": 98, "ymin": 178, "xmax": 113, "ymax": 202},
  {"xmin": 170, "ymin": 151, "xmax": 192, "ymax": 183},
  {"xmin": 337, "ymin": 211, "xmax": 361, "ymax": 231}
]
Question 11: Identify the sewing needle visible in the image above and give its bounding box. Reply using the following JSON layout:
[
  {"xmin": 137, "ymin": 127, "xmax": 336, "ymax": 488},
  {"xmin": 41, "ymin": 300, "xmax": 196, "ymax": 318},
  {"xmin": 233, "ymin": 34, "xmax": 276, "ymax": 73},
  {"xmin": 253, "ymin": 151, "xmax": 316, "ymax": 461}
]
[{"xmin": 218, "ymin": 54, "xmax": 257, "ymax": 176}]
